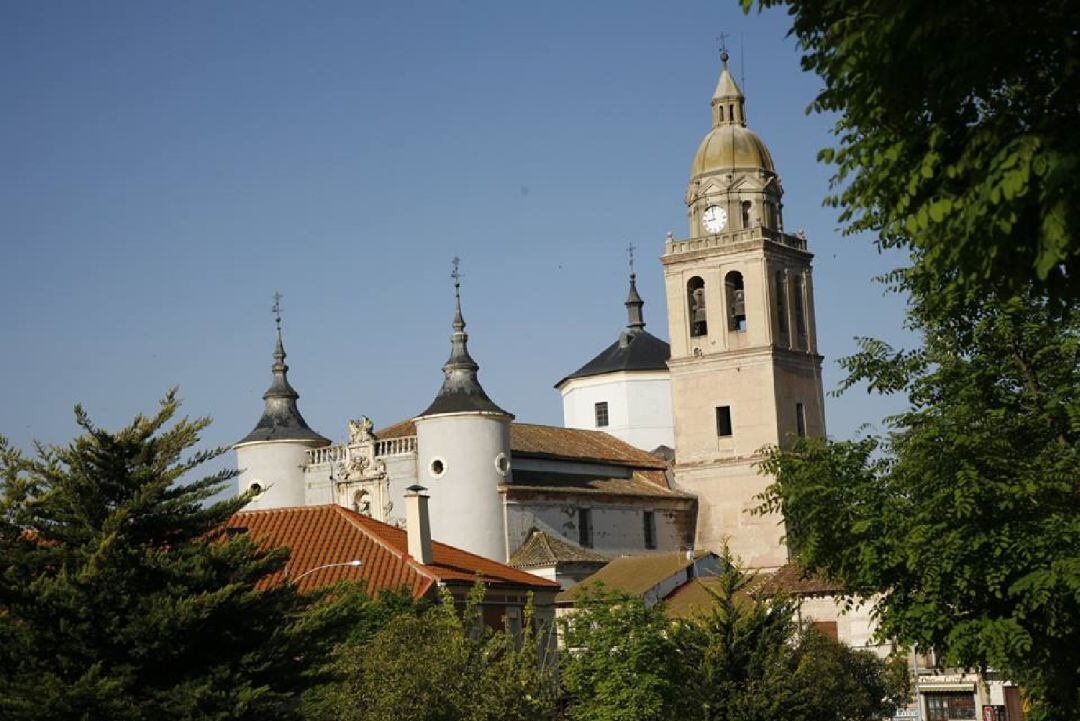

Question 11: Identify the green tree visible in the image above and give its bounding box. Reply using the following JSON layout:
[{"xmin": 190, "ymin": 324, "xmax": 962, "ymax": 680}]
[
  {"xmin": 745, "ymin": 0, "xmax": 1079, "ymax": 307},
  {"xmin": 326, "ymin": 585, "xmax": 557, "ymax": 721},
  {"xmin": 559, "ymin": 588, "xmax": 683, "ymax": 721},
  {"xmin": 679, "ymin": 560, "xmax": 901, "ymax": 721},
  {"xmin": 0, "ymin": 391, "xmax": 361, "ymax": 721},
  {"xmin": 561, "ymin": 562, "xmax": 902, "ymax": 721},
  {"xmin": 759, "ymin": 285, "xmax": 1080, "ymax": 720}
]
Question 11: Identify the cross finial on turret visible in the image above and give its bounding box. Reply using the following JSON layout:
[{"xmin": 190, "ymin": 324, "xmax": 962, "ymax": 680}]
[
  {"xmin": 626, "ymin": 242, "xmax": 636, "ymax": 277},
  {"xmin": 451, "ymin": 256, "xmax": 462, "ymax": 296},
  {"xmin": 717, "ymin": 32, "xmax": 730, "ymax": 63},
  {"xmin": 450, "ymin": 256, "xmax": 466, "ymax": 332},
  {"xmin": 272, "ymin": 291, "xmax": 283, "ymax": 333}
]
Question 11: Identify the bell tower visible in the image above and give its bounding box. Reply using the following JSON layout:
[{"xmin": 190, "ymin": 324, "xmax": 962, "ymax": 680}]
[{"xmin": 662, "ymin": 51, "xmax": 826, "ymax": 570}]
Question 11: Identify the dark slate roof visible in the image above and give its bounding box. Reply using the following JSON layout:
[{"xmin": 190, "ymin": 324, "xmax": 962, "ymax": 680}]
[
  {"xmin": 509, "ymin": 529, "xmax": 608, "ymax": 569},
  {"xmin": 556, "ymin": 328, "xmax": 670, "ymax": 387},
  {"xmin": 556, "ymin": 271, "xmax": 670, "ymax": 387},
  {"xmin": 418, "ymin": 286, "xmax": 511, "ymax": 418},
  {"xmin": 237, "ymin": 333, "xmax": 330, "ymax": 446}
]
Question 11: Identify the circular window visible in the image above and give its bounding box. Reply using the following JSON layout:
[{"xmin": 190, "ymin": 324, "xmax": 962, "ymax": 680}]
[
  {"xmin": 248, "ymin": 482, "xmax": 263, "ymax": 495},
  {"xmin": 494, "ymin": 453, "xmax": 510, "ymax": 476},
  {"xmin": 429, "ymin": 457, "xmax": 446, "ymax": 479}
]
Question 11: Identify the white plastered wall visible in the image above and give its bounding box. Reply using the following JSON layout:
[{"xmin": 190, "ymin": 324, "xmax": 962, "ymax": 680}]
[
  {"xmin": 560, "ymin": 371, "xmax": 674, "ymax": 451},
  {"xmin": 414, "ymin": 412, "xmax": 511, "ymax": 562},
  {"xmin": 505, "ymin": 498, "xmax": 688, "ymax": 558},
  {"xmin": 236, "ymin": 440, "xmax": 319, "ymax": 510}
]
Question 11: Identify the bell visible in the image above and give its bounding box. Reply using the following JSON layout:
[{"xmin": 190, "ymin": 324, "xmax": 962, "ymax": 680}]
[{"xmin": 732, "ymin": 289, "xmax": 745, "ymax": 317}]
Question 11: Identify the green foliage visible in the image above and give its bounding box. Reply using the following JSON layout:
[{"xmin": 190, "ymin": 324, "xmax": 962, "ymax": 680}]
[
  {"xmin": 560, "ymin": 560, "xmax": 901, "ymax": 721},
  {"xmin": 758, "ymin": 286, "xmax": 1080, "ymax": 720},
  {"xmin": 321, "ymin": 584, "xmax": 558, "ymax": 721},
  {"xmin": 746, "ymin": 0, "xmax": 1080, "ymax": 307},
  {"xmin": 559, "ymin": 587, "xmax": 683, "ymax": 721},
  {"xmin": 0, "ymin": 391, "xmax": 361, "ymax": 721}
]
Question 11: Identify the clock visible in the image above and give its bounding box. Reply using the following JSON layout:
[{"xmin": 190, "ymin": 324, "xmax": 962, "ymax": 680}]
[{"xmin": 702, "ymin": 205, "xmax": 727, "ymax": 233}]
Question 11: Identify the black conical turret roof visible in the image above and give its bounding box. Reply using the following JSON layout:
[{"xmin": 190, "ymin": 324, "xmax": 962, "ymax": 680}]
[
  {"xmin": 555, "ymin": 271, "xmax": 670, "ymax": 388},
  {"xmin": 418, "ymin": 274, "xmax": 512, "ymax": 418},
  {"xmin": 237, "ymin": 328, "xmax": 330, "ymax": 446}
]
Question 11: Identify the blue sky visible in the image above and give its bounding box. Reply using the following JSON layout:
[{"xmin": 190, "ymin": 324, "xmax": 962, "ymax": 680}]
[{"xmin": 0, "ymin": 1, "xmax": 911, "ymax": 460}]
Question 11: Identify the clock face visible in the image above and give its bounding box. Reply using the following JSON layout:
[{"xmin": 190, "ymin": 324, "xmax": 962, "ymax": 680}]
[{"xmin": 702, "ymin": 205, "xmax": 727, "ymax": 233}]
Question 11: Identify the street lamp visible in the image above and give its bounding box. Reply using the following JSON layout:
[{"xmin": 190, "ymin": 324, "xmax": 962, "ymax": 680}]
[{"xmin": 287, "ymin": 559, "xmax": 362, "ymax": 585}]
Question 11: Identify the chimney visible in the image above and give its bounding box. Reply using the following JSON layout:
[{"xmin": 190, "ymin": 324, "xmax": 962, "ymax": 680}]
[{"xmin": 404, "ymin": 484, "xmax": 433, "ymax": 565}]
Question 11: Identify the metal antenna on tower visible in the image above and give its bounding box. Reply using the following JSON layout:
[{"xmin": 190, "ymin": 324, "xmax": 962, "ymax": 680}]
[{"xmin": 740, "ymin": 33, "xmax": 746, "ymax": 96}]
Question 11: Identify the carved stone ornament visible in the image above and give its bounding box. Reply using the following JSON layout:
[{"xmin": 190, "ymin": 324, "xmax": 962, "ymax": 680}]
[
  {"xmin": 348, "ymin": 453, "xmax": 370, "ymax": 475},
  {"xmin": 347, "ymin": 416, "xmax": 375, "ymax": 444}
]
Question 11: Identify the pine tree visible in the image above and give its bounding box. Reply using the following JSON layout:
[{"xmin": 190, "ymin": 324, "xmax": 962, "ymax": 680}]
[{"xmin": 0, "ymin": 391, "xmax": 358, "ymax": 721}]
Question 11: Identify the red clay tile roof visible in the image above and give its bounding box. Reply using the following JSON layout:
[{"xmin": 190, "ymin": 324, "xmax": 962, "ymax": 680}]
[
  {"xmin": 556, "ymin": 549, "xmax": 713, "ymax": 602},
  {"xmin": 509, "ymin": 529, "xmax": 609, "ymax": 569},
  {"xmin": 226, "ymin": 505, "xmax": 559, "ymax": 595},
  {"xmin": 503, "ymin": 470, "xmax": 689, "ymax": 498},
  {"xmin": 375, "ymin": 420, "xmax": 667, "ymax": 471},
  {"xmin": 756, "ymin": 562, "xmax": 843, "ymax": 596}
]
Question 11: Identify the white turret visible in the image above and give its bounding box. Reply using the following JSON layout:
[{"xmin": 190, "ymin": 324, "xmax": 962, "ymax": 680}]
[
  {"xmin": 235, "ymin": 297, "xmax": 329, "ymax": 510},
  {"xmin": 413, "ymin": 262, "xmax": 513, "ymax": 562}
]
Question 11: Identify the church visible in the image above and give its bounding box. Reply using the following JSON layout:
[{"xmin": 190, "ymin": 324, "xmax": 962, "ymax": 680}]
[{"xmin": 233, "ymin": 50, "xmax": 825, "ymax": 584}]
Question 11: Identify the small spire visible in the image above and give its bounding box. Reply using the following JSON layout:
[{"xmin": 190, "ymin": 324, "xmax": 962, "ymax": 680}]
[
  {"xmin": 418, "ymin": 259, "xmax": 510, "ymax": 418},
  {"xmin": 711, "ymin": 40, "xmax": 746, "ymax": 127},
  {"xmin": 625, "ymin": 243, "xmax": 645, "ymax": 331},
  {"xmin": 266, "ymin": 292, "xmax": 296, "ymax": 400}
]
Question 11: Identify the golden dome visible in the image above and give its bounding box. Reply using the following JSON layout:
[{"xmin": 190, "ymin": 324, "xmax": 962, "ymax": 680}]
[
  {"xmin": 691, "ymin": 124, "xmax": 775, "ymax": 177},
  {"xmin": 691, "ymin": 51, "xmax": 775, "ymax": 178}
]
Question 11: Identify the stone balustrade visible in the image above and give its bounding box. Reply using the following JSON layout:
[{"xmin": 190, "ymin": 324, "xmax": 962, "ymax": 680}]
[
  {"xmin": 375, "ymin": 436, "xmax": 417, "ymax": 457},
  {"xmin": 305, "ymin": 436, "xmax": 418, "ymax": 466},
  {"xmin": 664, "ymin": 226, "xmax": 807, "ymax": 256},
  {"xmin": 307, "ymin": 444, "xmax": 348, "ymax": 465}
]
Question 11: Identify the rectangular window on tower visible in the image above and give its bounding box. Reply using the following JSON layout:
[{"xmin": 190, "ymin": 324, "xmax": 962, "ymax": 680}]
[
  {"xmin": 716, "ymin": 406, "xmax": 733, "ymax": 437},
  {"xmin": 594, "ymin": 402, "xmax": 609, "ymax": 428},
  {"xmin": 796, "ymin": 402, "xmax": 807, "ymax": 438},
  {"xmin": 578, "ymin": 508, "xmax": 593, "ymax": 548},
  {"xmin": 643, "ymin": 510, "xmax": 656, "ymax": 549}
]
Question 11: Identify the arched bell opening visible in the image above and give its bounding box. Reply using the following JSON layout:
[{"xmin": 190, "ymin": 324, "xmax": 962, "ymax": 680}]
[
  {"xmin": 687, "ymin": 276, "xmax": 708, "ymax": 337},
  {"xmin": 725, "ymin": 271, "xmax": 746, "ymax": 332},
  {"xmin": 775, "ymin": 269, "xmax": 788, "ymax": 344}
]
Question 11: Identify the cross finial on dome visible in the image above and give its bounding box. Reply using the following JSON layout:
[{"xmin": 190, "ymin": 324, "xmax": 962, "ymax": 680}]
[{"xmin": 627, "ymin": 242, "xmax": 636, "ymax": 277}]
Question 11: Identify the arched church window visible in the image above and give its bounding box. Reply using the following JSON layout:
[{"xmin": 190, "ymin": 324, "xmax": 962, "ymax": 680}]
[
  {"xmin": 717, "ymin": 105, "xmax": 724, "ymax": 122},
  {"xmin": 725, "ymin": 271, "xmax": 746, "ymax": 331},
  {"xmin": 741, "ymin": 201, "xmax": 752, "ymax": 229},
  {"xmin": 775, "ymin": 270, "xmax": 788, "ymax": 340},
  {"xmin": 793, "ymin": 274, "xmax": 807, "ymax": 349},
  {"xmin": 687, "ymin": 277, "xmax": 708, "ymax": 337}
]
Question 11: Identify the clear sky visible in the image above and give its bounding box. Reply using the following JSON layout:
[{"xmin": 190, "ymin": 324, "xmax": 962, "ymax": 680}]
[{"xmin": 0, "ymin": 0, "xmax": 911, "ymax": 462}]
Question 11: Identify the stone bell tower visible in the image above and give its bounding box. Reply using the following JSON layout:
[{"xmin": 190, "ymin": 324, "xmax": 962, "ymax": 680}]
[{"xmin": 662, "ymin": 51, "xmax": 826, "ymax": 570}]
